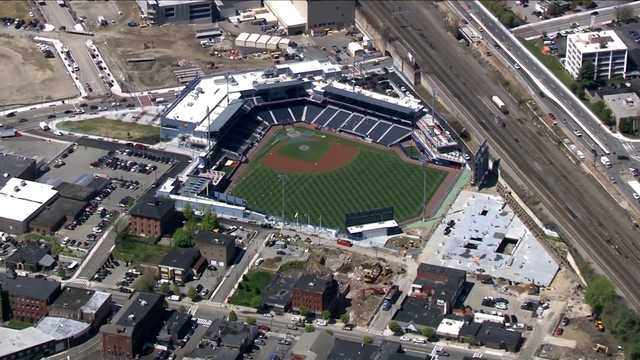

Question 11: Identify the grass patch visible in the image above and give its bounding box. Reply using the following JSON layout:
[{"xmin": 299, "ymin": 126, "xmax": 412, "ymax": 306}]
[
  {"xmin": 58, "ymin": 118, "xmax": 160, "ymax": 144},
  {"xmin": 231, "ymin": 127, "xmax": 447, "ymax": 229},
  {"xmin": 228, "ymin": 271, "xmax": 273, "ymax": 308},
  {"xmin": 404, "ymin": 145, "xmax": 421, "ymax": 160},
  {"xmin": 5, "ymin": 320, "xmax": 31, "ymax": 330},
  {"xmin": 278, "ymin": 260, "xmax": 306, "ymax": 273},
  {"xmin": 522, "ymin": 39, "xmax": 575, "ymax": 88},
  {"xmin": 278, "ymin": 140, "xmax": 330, "ymax": 162},
  {"xmin": 113, "ymin": 235, "xmax": 169, "ymax": 265},
  {"xmin": 0, "ymin": 2, "xmax": 29, "ymax": 19}
]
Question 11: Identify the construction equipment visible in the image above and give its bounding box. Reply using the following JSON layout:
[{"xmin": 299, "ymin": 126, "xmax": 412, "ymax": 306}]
[
  {"xmin": 592, "ymin": 344, "xmax": 608, "ymax": 353},
  {"xmin": 361, "ymin": 287, "xmax": 386, "ymax": 298},
  {"xmin": 595, "ymin": 320, "xmax": 605, "ymax": 332}
]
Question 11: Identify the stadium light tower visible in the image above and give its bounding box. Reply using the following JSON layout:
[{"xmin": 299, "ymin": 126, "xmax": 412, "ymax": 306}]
[{"xmin": 278, "ymin": 174, "xmax": 287, "ymax": 231}]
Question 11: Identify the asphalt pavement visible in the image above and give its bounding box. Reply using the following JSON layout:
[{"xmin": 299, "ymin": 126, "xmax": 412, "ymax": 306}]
[
  {"xmin": 360, "ymin": 1, "xmax": 640, "ymax": 316},
  {"xmin": 512, "ymin": 1, "xmax": 640, "ymax": 39}
]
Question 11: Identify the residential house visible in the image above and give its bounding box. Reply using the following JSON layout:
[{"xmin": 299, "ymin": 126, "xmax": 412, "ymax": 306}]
[
  {"xmin": 156, "ymin": 311, "xmax": 192, "ymax": 349},
  {"xmin": 186, "ymin": 319, "xmax": 257, "ymax": 360},
  {"xmin": 4, "ymin": 242, "xmax": 55, "ymax": 273},
  {"xmin": 158, "ymin": 248, "xmax": 206, "ymax": 284}
]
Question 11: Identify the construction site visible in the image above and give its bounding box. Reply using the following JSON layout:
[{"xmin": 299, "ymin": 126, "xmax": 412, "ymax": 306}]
[{"xmin": 256, "ymin": 233, "xmax": 406, "ymax": 327}]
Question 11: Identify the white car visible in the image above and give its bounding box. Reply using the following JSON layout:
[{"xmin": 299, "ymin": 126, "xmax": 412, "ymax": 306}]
[
  {"xmin": 495, "ymin": 302, "xmax": 508, "ymax": 310},
  {"xmin": 412, "ymin": 337, "xmax": 426, "ymax": 344},
  {"xmin": 314, "ymin": 319, "xmax": 328, "ymax": 327},
  {"xmin": 633, "ymin": 193, "xmax": 640, "ymax": 200},
  {"xmin": 513, "ymin": 63, "xmax": 521, "ymax": 69},
  {"xmin": 400, "ymin": 335, "xmax": 412, "ymax": 342},
  {"xmin": 573, "ymin": 130, "xmax": 583, "ymax": 137},
  {"xmin": 262, "ymin": 313, "xmax": 273, "ymax": 318}
]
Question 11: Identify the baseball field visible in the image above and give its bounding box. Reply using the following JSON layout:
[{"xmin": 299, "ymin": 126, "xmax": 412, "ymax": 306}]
[{"xmin": 230, "ymin": 127, "xmax": 447, "ymax": 229}]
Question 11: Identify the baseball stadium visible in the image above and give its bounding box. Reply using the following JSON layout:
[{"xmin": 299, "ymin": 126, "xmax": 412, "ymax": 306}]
[{"xmin": 160, "ymin": 61, "xmax": 460, "ymax": 234}]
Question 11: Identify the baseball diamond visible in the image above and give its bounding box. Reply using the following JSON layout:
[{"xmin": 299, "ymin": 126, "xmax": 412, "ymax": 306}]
[{"xmin": 231, "ymin": 126, "xmax": 447, "ymax": 229}]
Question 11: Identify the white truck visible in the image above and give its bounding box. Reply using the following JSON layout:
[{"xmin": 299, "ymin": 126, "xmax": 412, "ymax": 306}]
[
  {"xmin": 39, "ymin": 121, "xmax": 50, "ymax": 131},
  {"xmin": 600, "ymin": 156, "xmax": 612, "ymax": 168},
  {"xmin": 491, "ymin": 95, "xmax": 508, "ymax": 114},
  {"xmin": 628, "ymin": 180, "xmax": 640, "ymax": 200}
]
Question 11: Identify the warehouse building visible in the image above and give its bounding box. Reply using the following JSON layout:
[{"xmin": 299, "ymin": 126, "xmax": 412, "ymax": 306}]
[
  {"xmin": 136, "ymin": 0, "xmax": 219, "ymax": 24},
  {"xmin": 0, "ymin": 178, "xmax": 59, "ymax": 234},
  {"xmin": 565, "ymin": 30, "xmax": 627, "ymax": 80},
  {"xmin": 264, "ymin": 0, "xmax": 355, "ymax": 35}
]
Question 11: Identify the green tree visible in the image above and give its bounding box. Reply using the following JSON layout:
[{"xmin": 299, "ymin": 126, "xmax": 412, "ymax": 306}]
[
  {"xmin": 546, "ymin": 2, "xmax": 564, "ymax": 17},
  {"xmin": 420, "ymin": 327, "xmax": 434, "ymax": 339},
  {"xmin": 57, "ymin": 269, "xmax": 66, "ymax": 279},
  {"xmin": 304, "ymin": 324, "xmax": 315, "ymax": 333},
  {"xmin": 228, "ymin": 310, "xmax": 238, "ymax": 322},
  {"xmin": 246, "ymin": 316, "xmax": 257, "ymax": 325},
  {"xmin": 188, "ymin": 286, "xmax": 200, "ymax": 301},
  {"xmin": 340, "ymin": 313, "xmax": 350, "ymax": 324},
  {"xmin": 498, "ymin": 11, "xmax": 515, "ymax": 28},
  {"xmin": 388, "ymin": 321, "xmax": 402, "ymax": 334},
  {"xmin": 183, "ymin": 204, "xmax": 194, "ymax": 223},
  {"xmin": 321, "ymin": 310, "xmax": 331, "ymax": 321},
  {"xmin": 172, "ymin": 284, "xmax": 181, "ymax": 296},
  {"xmin": 201, "ymin": 210, "xmax": 219, "ymax": 231},
  {"xmin": 299, "ymin": 306, "xmax": 309, "ymax": 318},
  {"xmin": 585, "ymin": 275, "xmax": 616, "ymax": 314},
  {"xmin": 629, "ymin": 343, "xmax": 640, "ymax": 360},
  {"xmin": 172, "ymin": 227, "xmax": 193, "ymax": 248},
  {"xmin": 134, "ymin": 274, "xmax": 153, "ymax": 292},
  {"xmin": 159, "ymin": 282, "xmax": 170, "ymax": 294},
  {"xmin": 579, "ymin": 61, "xmax": 596, "ymax": 87},
  {"xmin": 620, "ymin": 118, "xmax": 636, "ymax": 135},
  {"xmin": 363, "ymin": 336, "xmax": 373, "ymax": 344}
]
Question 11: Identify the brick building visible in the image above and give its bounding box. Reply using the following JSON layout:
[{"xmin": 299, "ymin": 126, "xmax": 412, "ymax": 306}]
[
  {"xmin": 194, "ymin": 230, "xmax": 236, "ymax": 267},
  {"xmin": 49, "ymin": 286, "xmax": 112, "ymax": 329},
  {"xmin": 128, "ymin": 197, "xmax": 176, "ymax": 238},
  {"xmin": 0, "ymin": 273, "xmax": 61, "ymax": 322},
  {"xmin": 290, "ymin": 274, "xmax": 338, "ymax": 314},
  {"xmin": 101, "ymin": 292, "xmax": 165, "ymax": 359}
]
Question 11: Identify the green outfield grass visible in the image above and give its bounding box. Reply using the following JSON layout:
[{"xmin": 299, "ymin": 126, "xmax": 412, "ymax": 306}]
[{"xmin": 231, "ymin": 127, "xmax": 447, "ymax": 229}]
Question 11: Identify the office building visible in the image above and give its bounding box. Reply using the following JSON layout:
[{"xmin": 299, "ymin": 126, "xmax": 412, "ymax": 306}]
[
  {"xmin": 136, "ymin": 0, "xmax": 219, "ymax": 24},
  {"xmin": 565, "ymin": 30, "xmax": 627, "ymax": 80}
]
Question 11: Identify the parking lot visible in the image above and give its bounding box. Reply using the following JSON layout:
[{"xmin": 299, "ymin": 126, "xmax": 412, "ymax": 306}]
[
  {"xmin": 39, "ymin": 144, "xmax": 173, "ymax": 267},
  {"xmin": 464, "ymin": 277, "xmax": 546, "ymax": 332}
]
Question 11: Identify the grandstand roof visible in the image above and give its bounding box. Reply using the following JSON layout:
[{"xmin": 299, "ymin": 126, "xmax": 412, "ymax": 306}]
[
  {"xmin": 324, "ymin": 86, "xmax": 416, "ymax": 117},
  {"xmin": 202, "ymin": 99, "xmax": 246, "ymax": 133},
  {"xmin": 254, "ymin": 79, "xmax": 306, "ymax": 93}
]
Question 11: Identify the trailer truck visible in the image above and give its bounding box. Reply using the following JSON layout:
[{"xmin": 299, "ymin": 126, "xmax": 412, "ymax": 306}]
[{"xmin": 491, "ymin": 95, "xmax": 508, "ymax": 114}]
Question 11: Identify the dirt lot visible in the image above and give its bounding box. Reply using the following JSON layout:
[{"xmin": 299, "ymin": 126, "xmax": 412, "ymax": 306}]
[
  {"xmin": 0, "ymin": 1, "xmax": 30, "ymax": 19},
  {"xmin": 0, "ymin": 32, "xmax": 78, "ymax": 109},
  {"xmin": 84, "ymin": 1, "xmax": 272, "ymax": 90}
]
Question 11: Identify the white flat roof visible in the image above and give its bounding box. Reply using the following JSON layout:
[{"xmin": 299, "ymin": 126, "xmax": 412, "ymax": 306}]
[
  {"xmin": 0, "ymin": 178, "xmax": 58, "ymax": 204},
  {"xmin": 0, "ymin": 327, "xmax": 54, "ymax": 357},
  {"xmin": 569, "ymin": 30, "xmax": 627, "ymax": 53},
  {"xmin": 0, "ymin": 196, "xmax": 43, "ymax": 222},
  {"xmin": 0, "ymin": 178, "xmax": 58, "ymax": 222},
  {"xmin": 328, "ymin": 80, "xmax": 423, "ymax": 111},
  {"xmin": 347, "ymin": 220, "xmax": 398, "ymax": 234},
  {"xmin": 276, "ymin": 60, "xmax": 342, "ymax": 75},
  {"xmin": 36, "ymin": 317, "xmax": 90, "ymax": 341},
  {"xmin": 436, "ymin": 318, "xmax": 464, "ymax": 337},
  {"xmin": 265, "ymin": 0, "xmax": 306, "ymax": 28}
]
